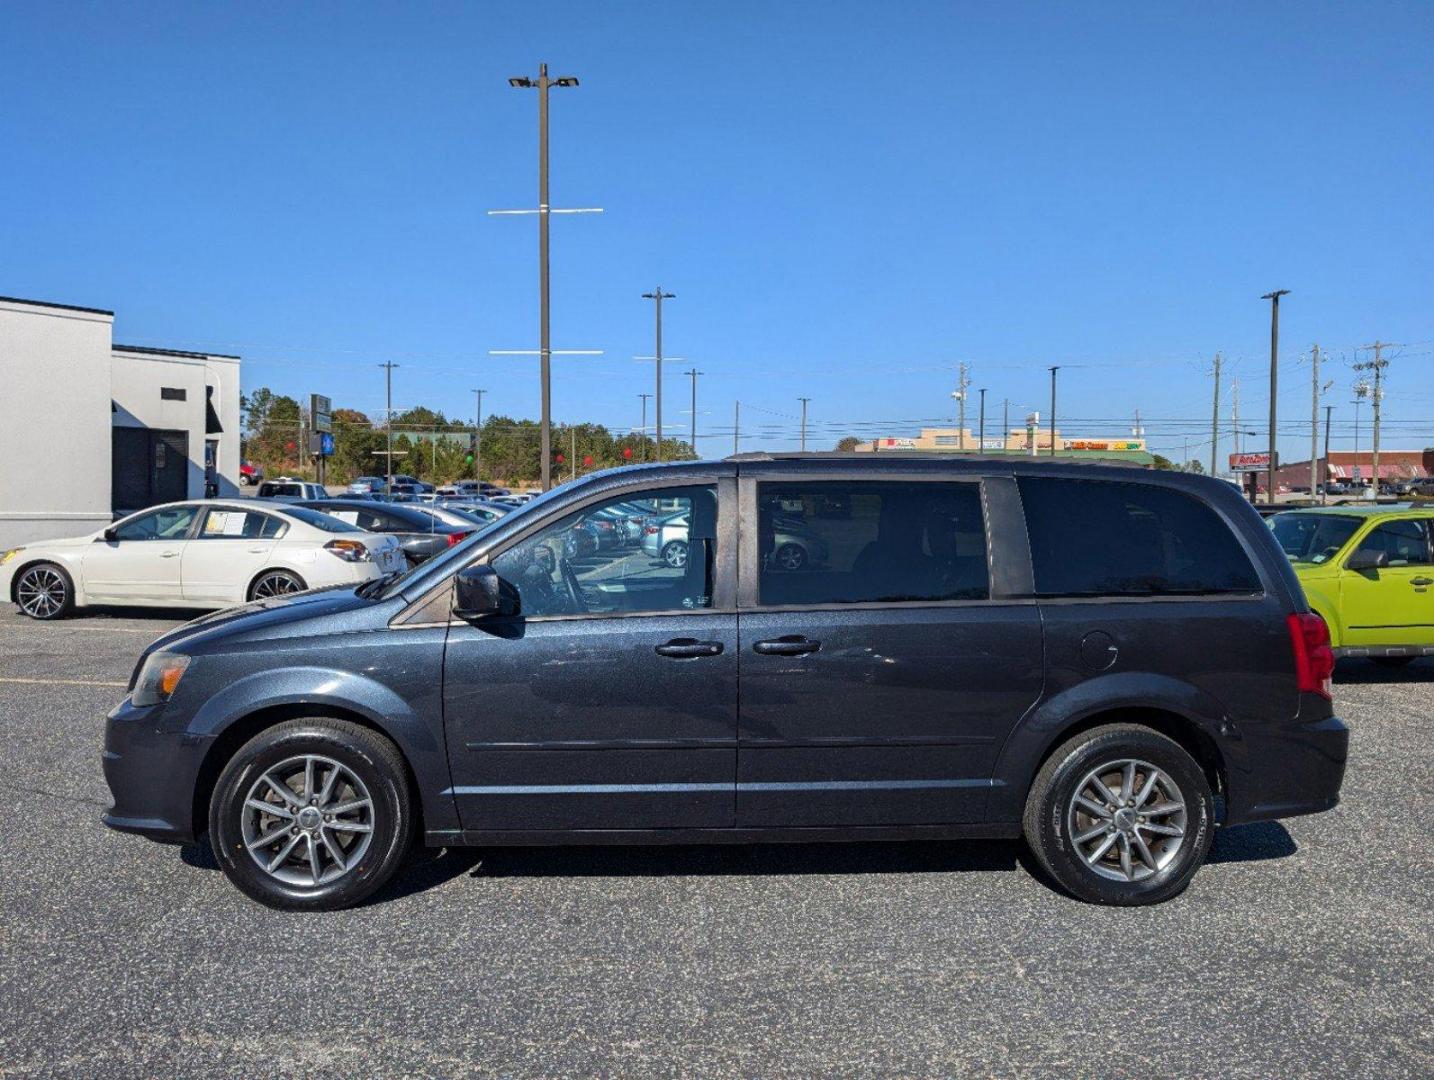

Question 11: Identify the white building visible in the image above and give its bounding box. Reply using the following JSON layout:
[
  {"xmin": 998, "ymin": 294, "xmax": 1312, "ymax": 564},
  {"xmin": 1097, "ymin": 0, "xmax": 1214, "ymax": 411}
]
[{"xmin": 0, "ymin": 295, "xmax": 241, "ymax": 549}]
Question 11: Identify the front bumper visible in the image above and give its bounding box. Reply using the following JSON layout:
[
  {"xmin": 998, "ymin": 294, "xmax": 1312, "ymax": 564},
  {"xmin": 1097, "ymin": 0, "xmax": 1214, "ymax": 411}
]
[
  {"xmin": 1224, "ymin": 713, "xmax": 1349, "ymax": 826},
  {"xmin": 102, "ymin": 696, "xmax": 212, "ymax": 844}
]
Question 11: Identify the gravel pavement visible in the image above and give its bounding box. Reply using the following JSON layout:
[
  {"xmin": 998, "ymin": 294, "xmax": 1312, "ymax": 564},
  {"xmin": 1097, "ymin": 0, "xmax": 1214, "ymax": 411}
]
[{"xmin": 0, "ymin": 606, "xmax": 1430, "ymax": 1078}]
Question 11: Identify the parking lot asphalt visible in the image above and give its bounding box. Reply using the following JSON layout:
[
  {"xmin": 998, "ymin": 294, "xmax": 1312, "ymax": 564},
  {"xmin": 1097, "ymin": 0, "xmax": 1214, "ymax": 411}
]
[{"xmin": 0, "ymin": 606, "xmax": 1430, "ymax": 1079}]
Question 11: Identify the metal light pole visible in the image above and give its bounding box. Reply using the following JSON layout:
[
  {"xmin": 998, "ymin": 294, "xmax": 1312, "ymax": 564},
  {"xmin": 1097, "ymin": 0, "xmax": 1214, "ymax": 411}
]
[
  {"xmin": 687, "ymin": 369, "xmax": 702, "ymax": 457},
  {"xmin": 642, "ymin": 288, "xmax": 675, "ymax": 461},
  {"xmin": 978, "ymin": 388, "xmax": 987, "ymax": 454},
  {"xmin": 503, "ymin": 65, "xmax": 588, "ymax": 491},
  {"xmin": 733, "ymin": 401, "xmax": 740, "ymax": 455},
  {"xmin": 379, "ymin": 362, "xmax": 399, "ymax": 491},
  {"xmin": 1261, "ymin": 289, "xmax": 1290, "ymax": 505},
  {"xmin": 1047, "ymin": 366, "xmax": 1060, "ymax": 456},
  {"xmin": 638, "ymin": 393, "xmax": 651, "ymax": 462},
  {"xmin": 470, "ymin": 389, "xmax": 485, "ymax": 482},
  {"xmin": 798, "ymin": 397, "xmax": 811, "ymax": 452}
]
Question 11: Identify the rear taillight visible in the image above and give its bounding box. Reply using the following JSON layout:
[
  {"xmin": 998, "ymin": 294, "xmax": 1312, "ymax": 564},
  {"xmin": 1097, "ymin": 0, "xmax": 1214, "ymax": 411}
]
[
  {"xmin": 323, "ymin": 539, "xmax": 371, "ymax": 563},
  {"xmin": 1287, "ymin": 612, "xmax": 1334, "ymax": 700},
  {"xmin": 643, "ymin": 525, "xmax": 659, "ymax": 535},
  {"xmin": 447, "ymin": 531, "xmax": 472, "ymax": 547}
]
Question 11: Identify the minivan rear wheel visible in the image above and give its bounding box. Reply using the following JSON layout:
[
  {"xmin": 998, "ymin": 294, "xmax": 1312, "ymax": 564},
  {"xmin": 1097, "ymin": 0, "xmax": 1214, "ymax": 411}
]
[
  {"xmin": 1023, "ymin": 724, "xmax": 1213, "ymax": 906},
  {"xmin": 209, "ymin": 718, "xmax": 413, "ymax": 910}
]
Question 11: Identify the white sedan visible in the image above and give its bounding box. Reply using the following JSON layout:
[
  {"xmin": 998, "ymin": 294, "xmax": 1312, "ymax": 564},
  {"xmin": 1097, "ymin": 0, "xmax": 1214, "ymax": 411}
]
[{"xmin": 0, "ymin": 501, "xmax": 407, "ymax": 619}]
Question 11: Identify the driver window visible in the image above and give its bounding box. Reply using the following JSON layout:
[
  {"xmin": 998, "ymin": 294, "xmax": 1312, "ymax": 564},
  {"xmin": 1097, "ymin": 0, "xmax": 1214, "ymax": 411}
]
[
  {"xmin": 113, "ymin": 506, "xmax": 198, "ymax": 542},
  {"xmin": 1353, "ymin": 519, "xmax": 1433, "ymax": 567},
  {"xmin": 490, "ymin": 485, "xmax": 717, "ymax": 617}
]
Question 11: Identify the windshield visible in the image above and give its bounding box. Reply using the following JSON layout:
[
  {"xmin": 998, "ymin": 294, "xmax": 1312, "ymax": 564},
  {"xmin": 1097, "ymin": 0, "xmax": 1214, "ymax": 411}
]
[
  {"xmin": 281, "ymin": 506, "xmax": 363, "ymax": 533},
  {"xmin": 1270, "ymin": 513, "xmax": 1361, "ymax": 563}
]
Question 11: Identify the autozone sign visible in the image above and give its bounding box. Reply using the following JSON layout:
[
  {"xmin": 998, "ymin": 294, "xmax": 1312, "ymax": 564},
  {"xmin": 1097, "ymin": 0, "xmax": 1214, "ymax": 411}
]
[{"xmin": 1229, "ymin": 452, "xmax": 1272, "ymax": 471}]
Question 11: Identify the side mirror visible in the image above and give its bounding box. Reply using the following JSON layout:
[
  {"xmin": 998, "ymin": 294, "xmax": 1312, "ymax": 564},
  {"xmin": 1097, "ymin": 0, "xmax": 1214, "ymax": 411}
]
[
  {"xmin": 453, "ymin": 564, "xmax": 517, "ymax": 619},
  {"xmin": 101, "ymin": 527, "xmax": 118, "ymax": 543},
  {"xmin": 1345, "ymin": 549, "xmax": 1388, "ymax": 572}
]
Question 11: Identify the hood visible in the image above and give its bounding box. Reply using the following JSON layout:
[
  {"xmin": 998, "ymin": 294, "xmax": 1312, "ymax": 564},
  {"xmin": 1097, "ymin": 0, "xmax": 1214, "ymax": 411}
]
[{"xmin": 142, "ymin": 584, "xmax": 404, "ymax": 658}]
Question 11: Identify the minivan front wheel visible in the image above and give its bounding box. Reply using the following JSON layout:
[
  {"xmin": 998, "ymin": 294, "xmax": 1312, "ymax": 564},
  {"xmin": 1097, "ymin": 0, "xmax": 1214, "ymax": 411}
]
[
  {"xmin": 209, "ymin": 718, "xmax": 413, "ymax": 910},
  {"xmin": 1023, "ymin": 724, "xmax": 1213, "ymax": 906}
]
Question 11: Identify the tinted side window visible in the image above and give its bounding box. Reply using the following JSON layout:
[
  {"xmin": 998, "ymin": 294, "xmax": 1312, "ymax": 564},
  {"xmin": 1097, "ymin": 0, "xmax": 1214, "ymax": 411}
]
[
  {"xmin": 1018, "ymin": 477, "xmax": 1261, "ymax": 597},
  {"xmin": 1353, "ymin": 519, "xmax": 1433, "ymax": 566},
  {"xmin": 491, "ymin": 485, "xmax": 717, "ymax": 617},
  {"xmin": 756, "ymin": 481, "xmax": 988, "ymax": 606}
]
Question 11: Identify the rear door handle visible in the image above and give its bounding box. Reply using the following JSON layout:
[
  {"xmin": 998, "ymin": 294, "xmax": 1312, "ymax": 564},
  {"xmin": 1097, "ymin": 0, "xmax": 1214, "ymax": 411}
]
[
  {"xmin": 752, "ymin": 636, "xmax": 821, "ymax": 656},
  {"xmin": 160, "ymin": 551, "xmax": 180, "ymax": 558},
  {"xmin": 655, "ymin": 638, "xmax": 724, "ymax": 659}
]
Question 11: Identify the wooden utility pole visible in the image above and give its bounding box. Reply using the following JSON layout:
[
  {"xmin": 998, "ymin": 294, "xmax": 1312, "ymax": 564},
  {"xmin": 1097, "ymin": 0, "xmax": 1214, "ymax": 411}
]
[
  {"xmin": 1309, "ymin": 344, "xmax": 1321, "ymax": 498},
  {"xmin": 1355, "ymin": 342, "xmax": 1391, "ymax": 494},
  {"xmin": 1210, "ymin": 352, "xmax": 1222, "ymax": 477}
]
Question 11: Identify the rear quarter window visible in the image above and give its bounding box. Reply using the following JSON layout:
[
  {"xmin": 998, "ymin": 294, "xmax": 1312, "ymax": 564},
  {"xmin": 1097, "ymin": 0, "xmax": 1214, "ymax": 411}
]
[{"xmin": 1018, "ymin": 477, "xmax": 1261, "ymax": 597}]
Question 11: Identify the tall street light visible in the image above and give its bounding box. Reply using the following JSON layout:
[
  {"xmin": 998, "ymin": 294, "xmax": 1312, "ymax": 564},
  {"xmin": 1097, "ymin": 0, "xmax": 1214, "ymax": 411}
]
[
  {"xmin": 641, "ymin": 288, "xmax": 675, "ymax": 461},
  {"xmin": 470, "ymin": 388, "xmax": 485, "ymax": 482},
  {"xmin": 499, "ymin": 64, "xmax": 596, "ymax": 491},
  {"xmin": 1047, "ymin": 366, "xmax": 1060, "ymax": 456},
  {"xmin": 1261, "ymin": 289, "xmax": 1290, "ymax": 505}
]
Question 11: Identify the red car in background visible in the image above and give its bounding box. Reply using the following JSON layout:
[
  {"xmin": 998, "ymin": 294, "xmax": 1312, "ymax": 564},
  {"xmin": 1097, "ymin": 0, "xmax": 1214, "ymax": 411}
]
[{"xmin": 239, "ymin": 461, "xmax": 263, "ymax": 486}]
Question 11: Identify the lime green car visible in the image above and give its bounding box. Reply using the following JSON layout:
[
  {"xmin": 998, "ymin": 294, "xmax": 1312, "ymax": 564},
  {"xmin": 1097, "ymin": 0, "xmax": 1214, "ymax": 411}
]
[{"xmin": 1270, "ymin": 505, "xmax": 1434, "ymax": 665}]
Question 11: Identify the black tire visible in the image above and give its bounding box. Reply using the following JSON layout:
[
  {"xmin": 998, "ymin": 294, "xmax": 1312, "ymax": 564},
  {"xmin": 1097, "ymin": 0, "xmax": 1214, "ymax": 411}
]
[
  {"xmin": 774, "ymin": 543, "xmax": 808, "ymax": 572},
  {"xmin": 1022, "ymin": 723, "xmax": 1214, "ymax": 906},
  {"xmin": 14, "ymin": 562, "xmax": 76, "ymax": 620},
  {"xmin": 247, "ymin": 569, "xmax": 307, "ymax": 601},
  {"xmin": 209, "ymin": 718, "xmax": 414, "ymax": 911},
  {"xmin": 661, "ymin": 539, "xmax": 689, "ymax": 569},
  {"xmin": 1372, "ymin": 656, "xmax": 1414, "ymax": 669}
]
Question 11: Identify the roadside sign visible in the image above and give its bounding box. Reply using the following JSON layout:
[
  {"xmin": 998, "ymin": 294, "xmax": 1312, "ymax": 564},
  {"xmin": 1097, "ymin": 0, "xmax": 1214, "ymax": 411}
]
[
  {"xmin": 310, "ymin": 394, "xmax": 332, "ymax": 434},
  {"xmin": 1229, "ymin": 451, "xmax": 1272, "ymax": 472},
  {"xmin": 309, "ymin": 432, "xmax": 334, "ymax": 456}
]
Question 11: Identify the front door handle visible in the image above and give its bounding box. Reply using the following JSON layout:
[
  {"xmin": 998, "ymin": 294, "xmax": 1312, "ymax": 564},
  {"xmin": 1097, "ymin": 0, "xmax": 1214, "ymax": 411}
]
[
  {"xmin": 160, "ymin": 551, "xmax": 180, "ymax": 558},
  {"xmin": 655, "ymin": 638, "xmax": 724, "ymax": 659},
  {"xmin": 752, "ymin": 636, "xmax": 821, "ymax": 656},
  {"xmin": 1411, "ymin": 577, "xmax": 1434, "ymax": 587}
]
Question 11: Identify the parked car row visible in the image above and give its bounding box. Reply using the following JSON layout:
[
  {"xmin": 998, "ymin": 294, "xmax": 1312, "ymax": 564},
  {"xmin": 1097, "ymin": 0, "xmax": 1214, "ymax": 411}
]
[
  {"xmin": 0, "ymin": 489, "xmax": 528, "ymax": 618},
  {"xmin": 0, "ymin": 501, "xmax": 409, "ymax": 617}
]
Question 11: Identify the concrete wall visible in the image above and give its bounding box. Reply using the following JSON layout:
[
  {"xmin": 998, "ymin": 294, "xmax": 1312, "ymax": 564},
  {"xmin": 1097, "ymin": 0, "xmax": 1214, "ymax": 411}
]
[
  {"xmin": 111, "ymin": 348, "xmax": 244, "ymax": 501},
  {"xmin": 0, "ymin": 299, "xmax": 115, "ymax": 547},
  {"xmin": 206, "ymin": 355, "xmax": 242, "ymax": 497}
]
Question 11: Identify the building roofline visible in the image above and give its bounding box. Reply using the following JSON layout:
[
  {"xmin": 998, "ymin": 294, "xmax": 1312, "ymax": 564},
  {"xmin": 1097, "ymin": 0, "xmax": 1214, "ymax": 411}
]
[
  {"xmin": 0, "ymin": 295, "xmax": 114, "ymax": 317},
  {"xmin": 113, "ymin": 343, "xmax": 241, "ymax": 360}
]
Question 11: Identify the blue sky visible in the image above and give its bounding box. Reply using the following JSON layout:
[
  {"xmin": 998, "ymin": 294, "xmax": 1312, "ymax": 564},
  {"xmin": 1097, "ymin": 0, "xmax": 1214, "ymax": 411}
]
[{"xmin": 3, "ymin": 2, "xmax": 1431, "ymax": 464}]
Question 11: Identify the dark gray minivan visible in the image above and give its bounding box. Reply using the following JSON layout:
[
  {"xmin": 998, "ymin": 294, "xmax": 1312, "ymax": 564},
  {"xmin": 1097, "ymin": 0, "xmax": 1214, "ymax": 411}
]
[{"xmin": 103, "ymin": 457, "xmax": 1347, "ymax": 909}]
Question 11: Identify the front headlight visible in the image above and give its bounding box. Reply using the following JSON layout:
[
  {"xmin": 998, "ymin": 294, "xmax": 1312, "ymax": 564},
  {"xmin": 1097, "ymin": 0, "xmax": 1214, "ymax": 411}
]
[
  {"xmin": 131, "ymin": 652, "xmax": 191, "ymax": 707},
  {"xmin": 0, "ymin": 548, "xmax": 22, "ymax": 566}
]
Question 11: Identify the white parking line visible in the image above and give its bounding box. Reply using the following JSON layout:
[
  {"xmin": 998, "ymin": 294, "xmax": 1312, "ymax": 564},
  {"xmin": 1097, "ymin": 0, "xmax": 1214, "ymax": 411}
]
[
  {"xmin": 0, "ymin": 677, "xmax": 127, "ymax": 687},
  {"xmin": 0, "ymin": 624, "xmax": 165, "ymax": 634}
]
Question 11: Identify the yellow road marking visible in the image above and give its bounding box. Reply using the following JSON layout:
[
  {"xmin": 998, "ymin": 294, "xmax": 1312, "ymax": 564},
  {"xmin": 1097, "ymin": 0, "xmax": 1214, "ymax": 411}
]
[{"xmin": 0, "ymin": 677, "xmax": 127, "ymax": 687}]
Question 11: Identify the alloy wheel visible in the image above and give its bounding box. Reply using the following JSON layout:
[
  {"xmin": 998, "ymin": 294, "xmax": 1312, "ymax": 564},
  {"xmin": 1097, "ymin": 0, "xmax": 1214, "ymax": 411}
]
[
  {"xmin": 17, "ymin": 567, "xmax": 67, "ymax": 618},
  {"xmin": 251, "ymin": 571, "xmax": 302, "ymax": 600},
  {"xmin": 776, "ymin": 543, "xmax": 807, "ymax": 571},
  {"xmin": 663, "ymin": 541, "xmax": 689, "ymax": 569},
  {"xmin": 1066, "ymin": 758, "xmax": 1187, "ymax": 883},
  {"xmin": 240, "ymin": 754, "xmax": 375, "ymax": 887}
]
